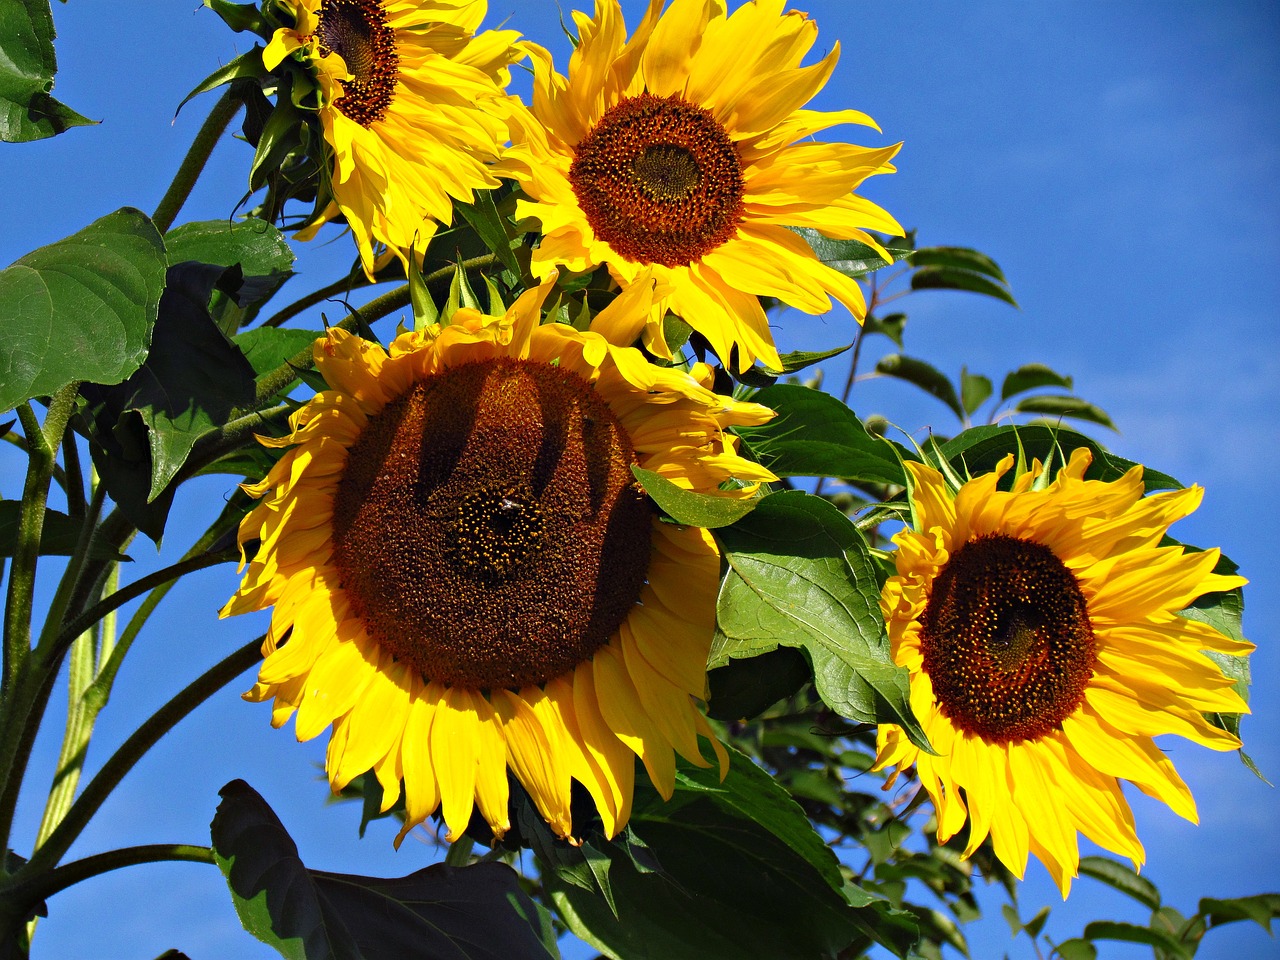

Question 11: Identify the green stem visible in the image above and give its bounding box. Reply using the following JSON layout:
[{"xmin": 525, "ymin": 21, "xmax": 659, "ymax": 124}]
[
  {"xmin": 0, "ymin": 388, "xmax": 78, "ymax": 859},
  {"xmin": 48, "ymin": 548, "xmax": 236, "ymax": 660},
  {"xmin": 261, "ymin": 269, "xmax": 371, "ymax": 329},
  {"xmin": 6, "ymin": 845, "xmax": 214, "ymax": 920},
  {"xmin": 151, "ymin": 90, "xmax": 242, "ymax": 234},
  {"xmin": 21, "ymin": 637, "xmax": 263, "ymax": 877}
]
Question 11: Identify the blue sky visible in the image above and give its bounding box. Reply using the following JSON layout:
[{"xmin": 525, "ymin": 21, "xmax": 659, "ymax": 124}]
[{"xmin": 1, "ymin": 1, "xmax": 1277, "ymax": 957}]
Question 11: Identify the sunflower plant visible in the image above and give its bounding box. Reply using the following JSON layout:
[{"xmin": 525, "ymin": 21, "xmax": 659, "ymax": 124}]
[{"xmin": 0, "ymin": 1, "xmax": 1272, "ymax": 959}]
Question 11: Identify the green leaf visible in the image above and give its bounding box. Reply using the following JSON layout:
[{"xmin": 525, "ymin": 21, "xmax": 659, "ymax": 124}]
[
  {"xmin": 939, "ymin": 424, "xmax": 1182, "ymax": 492},
  {"xmin": 876, "ymin": 354, "xmax": 964, "ymax": 420},
  {"xmin": 203, "ymin": 0, "xmax": 269, "ymax": 36},
  {"xmin": 80, "ymin": 263, "xmax": 258, "ymax": 539},
  {"xmin": 908, "ymin": 246, "xmax": 1009, "ymax": 284},
  {"xmin": 864, "ymin": 312, "xmax": 906, "ymax": 348},
  {"xmin": 165, "ymin": 218, "xmax": 294, "ymax": 278},
  {"xmin": 0, "ymin": 208, "xmax": 165, "ymax": 412},
  {"xmin": 705, "ymin": 646, "xmax": 811, "ymax": 721},
  {"xmin": 545, "ymin": 748, "xmax": 918, "ymax": 960},
  {"xmin": 909, "ymin": 246, "xmax": 1017, "ymax": 307},
  {"xmin": 1001, "ymin": 363, "xmax": 1073, "ymax": 400},
  {"xmin": 1077, "ymin": 921, "xmax": 1192, "ymax": 959},
  {"xmin": 211, "ymin": 779, "xmax": 559, "ymax": 960},
  {"xmin": 737, "ymin": 343, "xmax": 854, "ymax": 387},
  {"xmin": 1051, "ymin": 940, "xmax": 1098, "ymax": 960},
  {"xmin": 1014, "ymin": 394, "xmax": 1116, "ymax": 430},
  {"xmin": 1078, "ymin": 856, "xmax": 1161, "ymax": 911},
  {"xmin": 1199, "ymin": 893, "xmax": 1280, "ymax": 934},
  {"xmin": 712, "ymin": 491, "xmax": 929, "ymax": 750},
  {"xmin": 455, "ymin": 191, "xmax": 520, "ymax": 276},
  {"xmin": 0, "ymin": 0, "xmax": 93, "ymax": 142},
  {"xmin": 0, "ymin": 502, "xmax": 130, "ymax": 561},
  {"xmin": 735, "ymin": 384, "xmax": 909, "ymax": 487},
  {"xmin": 630, "ymin": 466, "xmax": 761, "ymax": 529},
  {"xmin": 792, "ymin": 227, "xmax": 914, "ymax": 278},
  {"xmin": 959, "ymin": 367, "xmax": 992, "ymax": 417}
]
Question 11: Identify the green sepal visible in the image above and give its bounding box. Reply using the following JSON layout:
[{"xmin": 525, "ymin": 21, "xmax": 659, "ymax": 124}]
[
  {"xmin": 204, "ymin": 0, "xmax": 271, "ymax": 37},
  {"xmin": 454, "ymin": 190, "xmax": 520, "ymax": 275},
  {"xmin": 177, "ymin": 47, "xmax": 267, "ymax": 116}
]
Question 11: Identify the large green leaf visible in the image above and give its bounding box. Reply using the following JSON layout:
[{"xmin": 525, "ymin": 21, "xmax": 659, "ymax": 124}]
[
  {"xmin": 166, "ymin": 218, "xmax": 296, "ymax": 330},
  {"xmin": 79, "ymin": 263, "xmax": 258, "ymax": 539},
  {"xmin": 234, "ymin": 327, "xmax": 322, "ymax": 401},
  {"xmin": 545, "ymin": 748, "xmax": 918, "ymax": 960},
  {"xmin": 0, "ymin": 209, "xmax": 165, "ymax": 412},
  {"xmin": 705, "ymin": 646, "xmax": 812, "ymax": 721},
  {"xmin": 735, "ymin": 384, "xmax": 909, "ymax": 487},
  {"xmin": 0, "ymin": 0, "xmax": 93, "ymax": 142},
  {"xmin": 712, "ymin": 491, "xmax": 928, "ymax": 749},
  {"xmin": 211, "ymin": 780, "xmax": 559, "ymax": 960}
]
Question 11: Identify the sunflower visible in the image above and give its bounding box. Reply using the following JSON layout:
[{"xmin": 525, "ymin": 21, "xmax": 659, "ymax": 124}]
[
  {"xmin": 262, "ymin": 0, "xmax": 522, "ymax": 275},
  {"xmin": 499, "ymin": 0, "xmax": 903, "ymax": 373},
  {"xmin": 873, "ymin": 449, "xmax": 1252, "ymax": 895},
  {"xmin": 221, "ymin": 275, "xmax": 776, "ymax": 844}
]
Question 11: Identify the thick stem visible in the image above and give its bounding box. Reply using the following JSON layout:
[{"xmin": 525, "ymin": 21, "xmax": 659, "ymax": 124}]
[
  {"xmin": 20, "ymin": 637, "xmax": 263, "ymax": 876},
  {"xmin": 4, "ymin": 845, "xmax": 214, "ymax": 930},
  {"xmin": 48, "ymin": 548, "xmax": 237, "ymax": 660},
  {"xmin": 151, "ymin": 90, "xmax": 242, "ymax": 234},
  {"xmin": 261, "ymin": 269, "xmax": 371, "ymax": 329}
]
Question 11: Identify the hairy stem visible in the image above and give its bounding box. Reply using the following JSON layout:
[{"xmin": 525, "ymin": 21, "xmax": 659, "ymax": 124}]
[{"xmin": 151, "ymin": 90, "xmax": 242, "ymax": 234}]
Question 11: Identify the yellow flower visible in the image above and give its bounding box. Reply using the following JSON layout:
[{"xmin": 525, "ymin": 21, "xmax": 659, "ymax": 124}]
[
  {"xmin": 263, "ymin": 0, "xmax": 522, "ymax": 275},
  {"xmin": 221, "ymin": 275, "xmax": 776, "ymax": 845},
  {"xmin": 500, "ymin": 0, "xmax": 902, "ymax": 373},
  {"xmin": 873, "ymin": 449, "xmax": 1252, "ymax": 896}
]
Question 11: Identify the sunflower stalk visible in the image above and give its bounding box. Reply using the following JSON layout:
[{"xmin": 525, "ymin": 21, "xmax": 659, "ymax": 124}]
[{"xmin": 151, "ymin": 89, "xmax": 242, "ymax": 234}]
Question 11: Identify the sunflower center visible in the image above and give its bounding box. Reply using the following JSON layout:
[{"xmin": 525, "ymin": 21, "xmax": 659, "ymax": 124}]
[
  {"xmin": 316, "ymin": 0, "xmax": 398, "ymax": 126},
  {"xmin": 919, "ymin": 534, "xmax": 1097, "ymax": 744},
  {"xmin": 330, "ymin": 357, "xmax": 653, "ymax": 690},
  {"xmin": 569, "ymin": 93, "xmax": 744, "ymax": 268}
]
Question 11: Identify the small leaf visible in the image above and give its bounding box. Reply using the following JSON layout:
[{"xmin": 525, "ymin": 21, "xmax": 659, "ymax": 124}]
[
  {"xmin": 792, "ymin": 227, "xmax": 914, "ymax": 278},
  {"xmin": 1001, "ymin": 363, "xmax": 1073, "ymax": 400},
  {"xmin": 735, "ymin": 384, "xmax": 909, "ymax": 487},
  {"xmin": 908, "ymin": 246, "xmax": 1008, "ymax": 283},
  {"xmin": 1014, "ymin": 395, "xmax": 1116, "ymax": 430},
  {"xmin": 1077, "ymin": 921, "xmax": 1192, "ymax": 959},
  {"xmin": 203, "ymin": 0, "xmax": 269, "ymax": 36},
  {"xmin": 713, "ymin": 491, "xmax": 929, "ymax": 750},
  {"xmin": 1199, "ymin": 893, "xmax": 1280, "ymax": 934},
  {"xmin": 1079, "ymin": 856, "xmax": 1161, "ymax": 911},
  {"xmin": 631, "ymin": 466, "xmax": 761, "ymax": 529},
  {"xmin": 455, "ymin": 191, "xmax": 520, "ymax": 275},
  {"xmin": 211, "ymin": 779, "xmax": 559, "ymax": 960},
  {"xmin": 1051, "ymin": 940, "xmax": 1098, "ymax": 960},
  {"xmin": 864, "ymin": 312, "xmax": 906, "ymax": 347},
  {"xmin": 1, "ymin": 208, "xmax": 165, "ymax": 412},
  {"xmin": 909, "ymin": 248, "xmax": 1017, "ymax": 307},
  {"xmin": 0, "ymin": 0, "xmax": 93, "ymax": 142},
  {"xmin": 876, "ymin": 354, "xmax": 964, "ymax": 420},
  {"xmin": 959, "ymin": 367, "xmax": 992, "ymax": 417}
]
